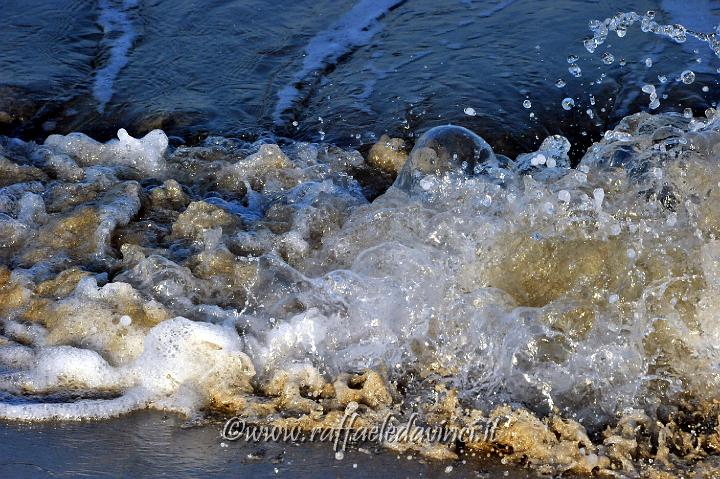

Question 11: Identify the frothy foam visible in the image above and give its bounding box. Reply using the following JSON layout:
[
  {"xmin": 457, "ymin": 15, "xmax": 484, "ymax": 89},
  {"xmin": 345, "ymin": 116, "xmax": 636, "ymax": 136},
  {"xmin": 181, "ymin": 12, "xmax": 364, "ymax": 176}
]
[{"xmin": 3, "ymin": 107, "xmax": 720, "ymax": 473}]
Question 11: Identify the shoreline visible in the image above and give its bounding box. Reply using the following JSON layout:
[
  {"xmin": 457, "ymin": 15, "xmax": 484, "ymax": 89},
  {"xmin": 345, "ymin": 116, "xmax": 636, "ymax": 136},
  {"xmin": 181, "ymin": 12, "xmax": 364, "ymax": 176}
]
[{"xmin": 0, "ymin": 410, "xmax": 542, "ymax": 478}]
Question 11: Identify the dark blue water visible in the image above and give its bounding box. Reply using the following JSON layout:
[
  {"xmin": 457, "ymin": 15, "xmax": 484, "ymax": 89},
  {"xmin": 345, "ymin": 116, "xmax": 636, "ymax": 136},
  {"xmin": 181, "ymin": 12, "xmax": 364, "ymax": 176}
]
[{"xmin": 2, "ymin": 0, "xmax": 719, "ymax": 157}]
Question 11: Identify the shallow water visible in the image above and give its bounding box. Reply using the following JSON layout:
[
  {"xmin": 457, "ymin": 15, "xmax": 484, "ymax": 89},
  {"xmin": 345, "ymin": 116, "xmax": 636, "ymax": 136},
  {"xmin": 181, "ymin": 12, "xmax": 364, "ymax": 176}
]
[{"xmin": 0, "ymin": 411, "xmax": 541, "ymax": 478}]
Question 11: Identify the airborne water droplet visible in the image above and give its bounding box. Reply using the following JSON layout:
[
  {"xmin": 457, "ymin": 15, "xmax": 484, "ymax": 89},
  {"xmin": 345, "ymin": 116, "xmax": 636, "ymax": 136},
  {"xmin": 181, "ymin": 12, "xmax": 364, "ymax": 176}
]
[
  {"xmin": 584, "ymin": 38, "xmax": 597, "ymax": 53},
  {"xmin": 562, "ymin": 98, "xmax": 575, "ymax": 110},
  {"xmin": 601, "ymin": 52, "xmax": 615, "ymax": 64},
  {"xmin": 680, "ymin": 70, "xmax": 695, "ymax": 84},
  {"xmin": 523, "ymin": 100, "xmax": 532, "ymax": 109},
  {"xmin": 555, "ymin": 79, "xmax": 566, "ymax": 88}
]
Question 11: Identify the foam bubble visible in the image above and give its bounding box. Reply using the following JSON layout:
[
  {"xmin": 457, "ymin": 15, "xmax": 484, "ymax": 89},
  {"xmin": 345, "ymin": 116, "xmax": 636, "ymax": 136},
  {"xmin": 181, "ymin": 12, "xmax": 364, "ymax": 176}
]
[{"xmin": 45, "ymin": 128, "xmax": 168, "ymax": 175}]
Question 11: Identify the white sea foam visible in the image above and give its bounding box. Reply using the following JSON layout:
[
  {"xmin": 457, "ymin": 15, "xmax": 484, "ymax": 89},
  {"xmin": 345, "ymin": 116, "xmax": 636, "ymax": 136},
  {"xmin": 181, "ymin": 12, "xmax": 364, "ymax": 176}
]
[
  {"xmin": 273, "ymin": 0, "xmax": 403, "ymax": 124},
  {"xmin": 45, "ymin": 128, "xmax": 168, "ymax": 175},
  {"xmin": 0, "ymin": 318, "xmax": 253, "ymax": 420},
  {"xmin": 93, "ymin": 0, "xmax": 140, "ymax": 112}
]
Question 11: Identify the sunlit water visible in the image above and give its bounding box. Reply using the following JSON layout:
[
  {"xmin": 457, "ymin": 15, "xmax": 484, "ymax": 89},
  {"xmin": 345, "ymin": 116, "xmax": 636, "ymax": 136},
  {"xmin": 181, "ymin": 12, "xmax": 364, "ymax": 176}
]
[{"xmin": 3, "ymin": 0, "xmax": 720, "ymax": 477}]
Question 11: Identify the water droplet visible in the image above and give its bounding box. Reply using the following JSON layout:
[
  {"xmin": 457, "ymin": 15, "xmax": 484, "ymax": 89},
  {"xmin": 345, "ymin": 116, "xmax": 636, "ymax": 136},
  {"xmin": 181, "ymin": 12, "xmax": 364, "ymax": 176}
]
[
  {"xmin": 562, "ymin": 98, "xmax": 575, "ymax": 110},
  {"xmin": 555, "ymin": 79, "xmax": 566, "ymax": 88},
  {"xmin": 658, "ymin": 75, "xmax": 667, "ymax": 84},
  {"xmin": 568, "ymin": 64, "xmax": 582, "ymax": 77},
  {"xmin": 703, "ymin": 85, "xmax": 710, "ymax": 92},
  {"xmin": 683, "ymin": 108, "xmax": 693, "ymax": 118},
  {"xmin": 463, "ymin": 107, "xmax": 477, "ymax": 116},
  {"xmin": 567, "ymin": 54, "xmax": 579, "ymax": 63},
  {"xmin": 680, "ymin": 70, "xmax": 696, "ymax": 84},
  {"xmin": 645, "ymin": 57, "xmax": 653, "ymax": 67},
  {"xmin": 619, "ymin": 58, "xmax": 627, "ymax": 66},
  {"xmin": 601, "ymin": 52, "xmax": 615, "ymax": 64},
  {"xmin": 642, "ymin": 84, "xmax": 656, "ymax": 94},
  {"xmin": 523, "ymin": 100, "xmax": 532, "ymax": 109}
]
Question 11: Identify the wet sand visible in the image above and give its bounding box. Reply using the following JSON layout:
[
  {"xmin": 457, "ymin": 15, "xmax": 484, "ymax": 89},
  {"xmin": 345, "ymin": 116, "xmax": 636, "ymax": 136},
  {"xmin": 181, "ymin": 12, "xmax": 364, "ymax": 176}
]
[{"xmin": 0, "ymin": 411, "xmax": 541, "ymax": 478}]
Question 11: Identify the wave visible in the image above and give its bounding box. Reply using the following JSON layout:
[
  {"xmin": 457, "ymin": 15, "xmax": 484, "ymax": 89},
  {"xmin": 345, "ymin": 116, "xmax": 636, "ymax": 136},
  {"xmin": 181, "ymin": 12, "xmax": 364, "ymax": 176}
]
[{"xmin": 93, "ymin": 0, "xmax": 140, "ymax": 112}]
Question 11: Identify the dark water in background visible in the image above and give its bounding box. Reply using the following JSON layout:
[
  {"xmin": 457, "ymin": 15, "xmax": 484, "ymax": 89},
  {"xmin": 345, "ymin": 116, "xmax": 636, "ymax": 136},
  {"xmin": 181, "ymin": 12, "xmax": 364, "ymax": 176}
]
[{"xmin": 2, "ymin": 0, "xmax": 720, "ymax": 157}]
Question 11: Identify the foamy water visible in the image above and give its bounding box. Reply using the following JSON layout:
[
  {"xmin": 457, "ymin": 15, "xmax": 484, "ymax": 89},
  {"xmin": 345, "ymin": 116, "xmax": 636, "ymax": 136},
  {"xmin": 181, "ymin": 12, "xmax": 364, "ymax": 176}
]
[{"xmin": 1, "ymin": 104, "xmax": 720, "ymax": 474}]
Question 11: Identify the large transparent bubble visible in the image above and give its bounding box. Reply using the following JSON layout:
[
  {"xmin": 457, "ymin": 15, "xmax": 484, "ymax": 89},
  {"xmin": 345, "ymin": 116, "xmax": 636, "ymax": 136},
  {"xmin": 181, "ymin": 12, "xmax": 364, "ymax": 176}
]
[{"xmin": 394, "ymin": 125, "xmax": 499, "ymax": 191}]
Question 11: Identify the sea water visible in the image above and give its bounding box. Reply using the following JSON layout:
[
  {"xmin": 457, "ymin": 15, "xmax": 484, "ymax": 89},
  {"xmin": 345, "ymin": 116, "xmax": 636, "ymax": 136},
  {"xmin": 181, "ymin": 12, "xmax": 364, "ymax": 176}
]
[{"xmin": 2, "ymin": 0, "xmax": 720, "ymax": 477}]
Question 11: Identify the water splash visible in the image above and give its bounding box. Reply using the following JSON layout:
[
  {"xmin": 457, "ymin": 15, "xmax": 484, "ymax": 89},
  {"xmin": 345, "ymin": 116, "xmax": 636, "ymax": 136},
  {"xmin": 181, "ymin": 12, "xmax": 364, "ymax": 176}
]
[{"xmin": 585, "ymin": 10, "xmax": 720, "ymax": 59}]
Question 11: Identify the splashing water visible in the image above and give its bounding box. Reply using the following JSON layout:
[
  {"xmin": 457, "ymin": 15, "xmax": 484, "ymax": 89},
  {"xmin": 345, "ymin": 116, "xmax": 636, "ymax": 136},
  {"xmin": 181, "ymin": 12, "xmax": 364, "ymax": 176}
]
[
  {"xmin": 0, "ymin": 105, "xmax": 720, "ymax": 473},
  {"xmin": 4, "ymin": 3, "xmax": 720, "ymax": 477}
]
